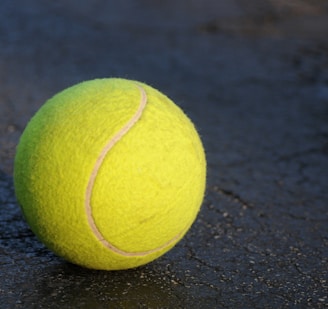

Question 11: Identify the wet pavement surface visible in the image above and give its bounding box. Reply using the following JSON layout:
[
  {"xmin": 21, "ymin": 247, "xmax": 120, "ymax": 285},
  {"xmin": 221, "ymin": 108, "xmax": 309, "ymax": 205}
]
[{"xmin": 1, "ymin": 1, "xmax": 328, "ymax": 308}]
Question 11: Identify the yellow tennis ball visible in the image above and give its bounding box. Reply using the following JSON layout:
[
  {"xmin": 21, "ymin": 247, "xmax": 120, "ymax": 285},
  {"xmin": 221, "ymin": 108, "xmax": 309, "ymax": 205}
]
[{"xmin": 14, "ymin": 78, "xmax": 206, "ymax": 270}]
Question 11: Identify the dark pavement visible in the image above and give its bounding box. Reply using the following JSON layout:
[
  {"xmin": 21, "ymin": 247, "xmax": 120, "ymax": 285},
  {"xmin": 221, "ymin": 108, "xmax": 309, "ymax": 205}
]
[{"xmin": 1, "ymin": 1, "xmax": 327, "ymax": 308}]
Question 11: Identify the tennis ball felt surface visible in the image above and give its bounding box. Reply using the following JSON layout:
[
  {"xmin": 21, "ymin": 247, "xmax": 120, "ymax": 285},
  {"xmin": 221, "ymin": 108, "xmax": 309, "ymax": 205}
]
[{"xmin": 14, "ymin": 78, "xmax": 206, "ymax": 270}]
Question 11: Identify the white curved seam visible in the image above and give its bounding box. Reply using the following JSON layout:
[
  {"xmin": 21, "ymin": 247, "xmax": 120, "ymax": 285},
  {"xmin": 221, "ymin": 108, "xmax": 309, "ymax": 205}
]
[{"xmin": 85, "ymin": 84, "xmax": 183, "ymax": 256}]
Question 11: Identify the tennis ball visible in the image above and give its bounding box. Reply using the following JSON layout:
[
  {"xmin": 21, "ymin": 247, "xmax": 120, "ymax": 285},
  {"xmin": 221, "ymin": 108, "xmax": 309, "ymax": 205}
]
[{"xmin": 14, "ymin": 78, "xmax": 206, "ymax": 270}]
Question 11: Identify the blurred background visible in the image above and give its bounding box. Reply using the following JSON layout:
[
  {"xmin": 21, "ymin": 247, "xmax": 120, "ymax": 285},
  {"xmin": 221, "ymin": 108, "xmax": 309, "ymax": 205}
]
[{"xmin": 1, "ymin": 0, "xmax": 328, "ymax": 174}]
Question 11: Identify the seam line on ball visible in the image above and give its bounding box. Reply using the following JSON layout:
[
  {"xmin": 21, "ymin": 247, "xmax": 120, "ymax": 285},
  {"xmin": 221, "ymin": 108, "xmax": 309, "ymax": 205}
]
[{"xmin": 85, "ymin": 84, "xmax": 183, "ymax": 257}]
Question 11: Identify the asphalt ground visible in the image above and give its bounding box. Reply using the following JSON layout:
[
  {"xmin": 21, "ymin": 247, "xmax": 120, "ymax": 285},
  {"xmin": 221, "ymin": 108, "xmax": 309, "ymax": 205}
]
[{"xmin": 0, "ymin": 1, "xmax": 327, "ymax": 308}]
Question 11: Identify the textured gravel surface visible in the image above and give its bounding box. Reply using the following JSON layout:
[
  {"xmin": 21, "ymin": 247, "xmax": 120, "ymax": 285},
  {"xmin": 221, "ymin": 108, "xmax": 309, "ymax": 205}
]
[{"xmin": 1, "ymin": 1, "xmax": 328, "ymax": 308}]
